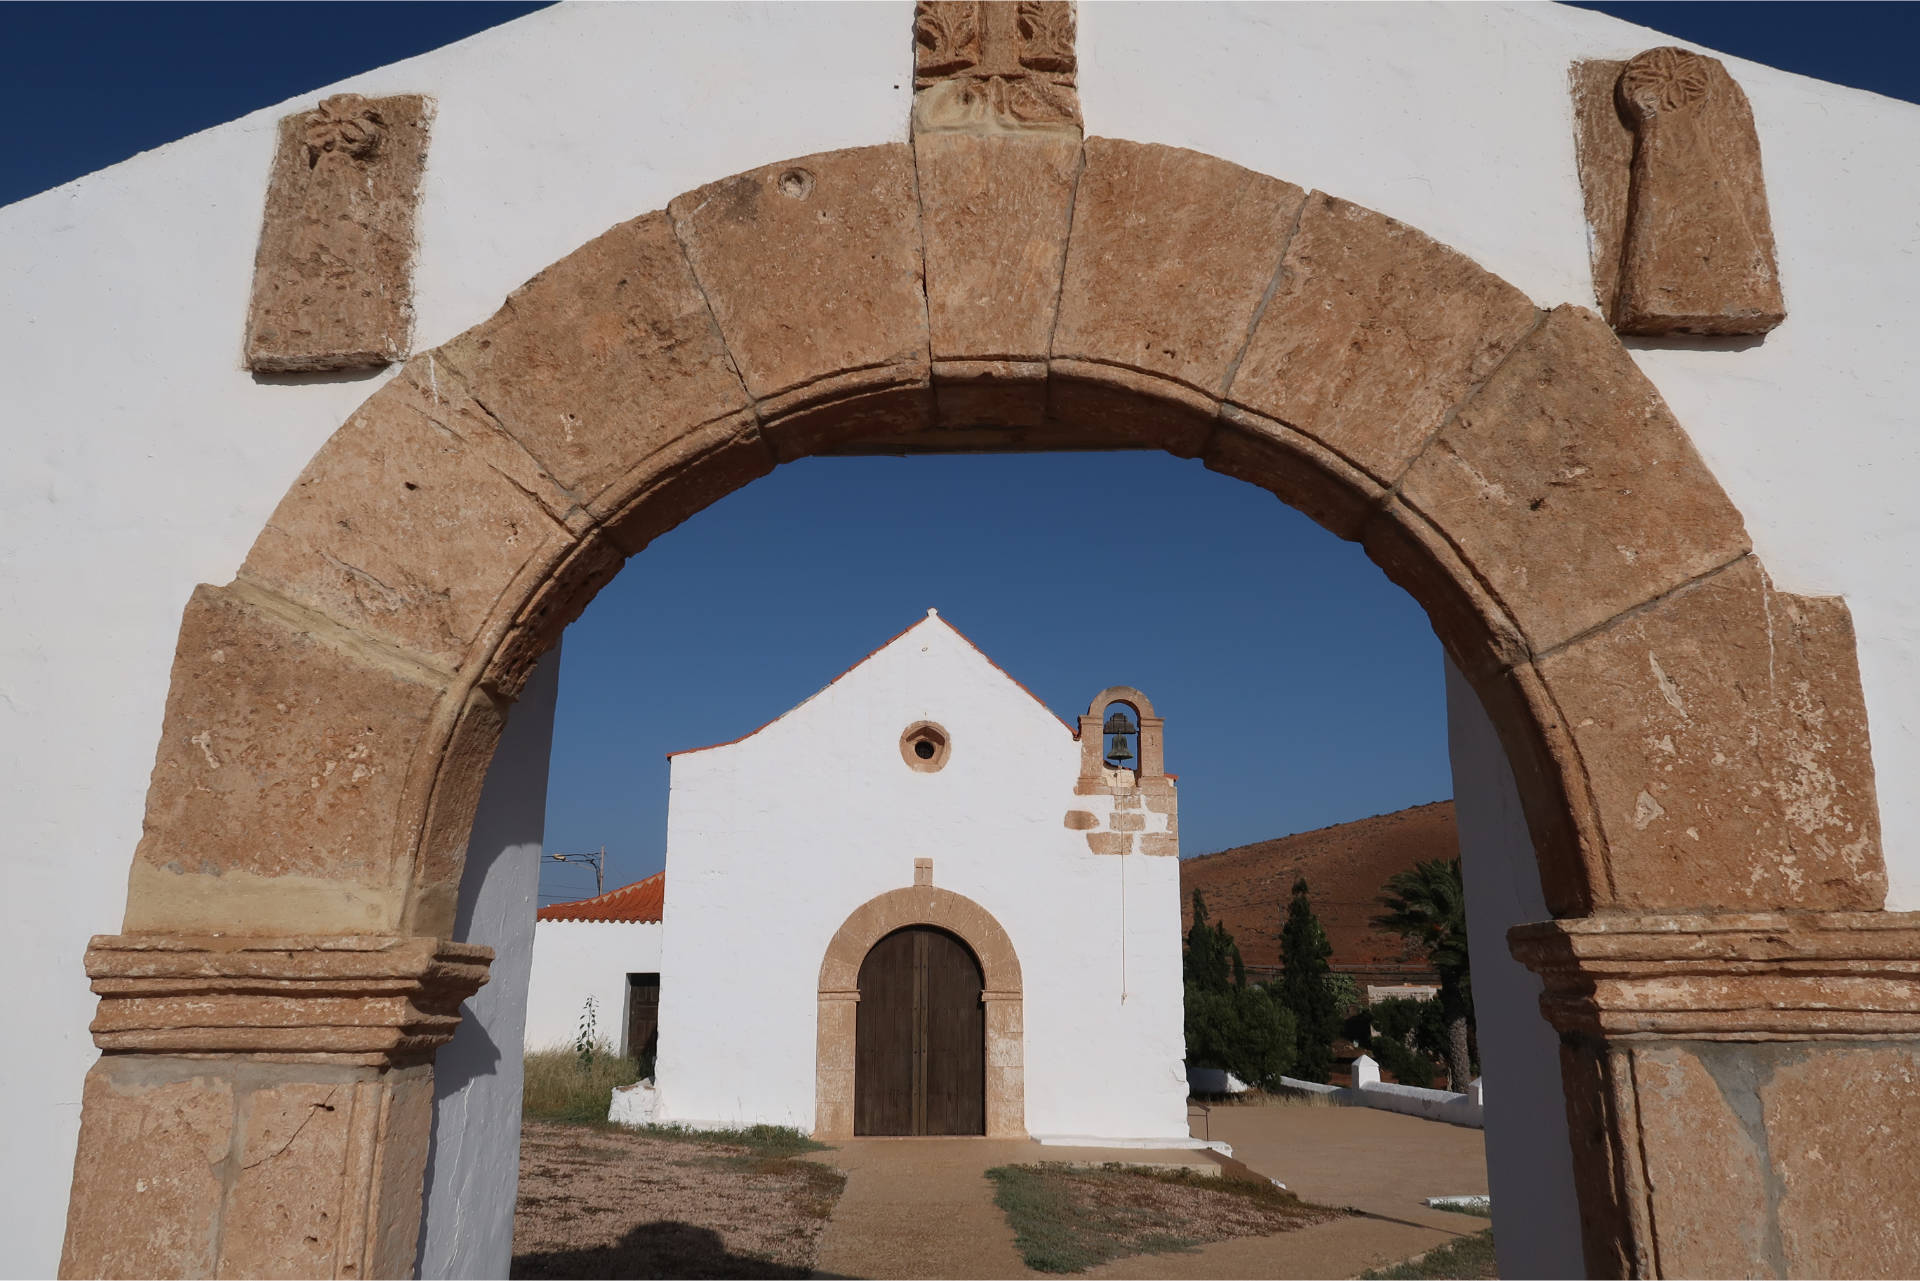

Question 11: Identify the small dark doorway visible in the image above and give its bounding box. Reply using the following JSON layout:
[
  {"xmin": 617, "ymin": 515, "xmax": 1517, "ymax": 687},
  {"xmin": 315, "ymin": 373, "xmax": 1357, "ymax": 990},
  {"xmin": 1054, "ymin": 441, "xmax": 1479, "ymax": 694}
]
[
  {"xmin": 625, "ymin": 972, "xmax": 660, "ymax": 1072},
  {"xmin": 855, "ymin": 926, "xmax": 985, "ymax": 1135}
]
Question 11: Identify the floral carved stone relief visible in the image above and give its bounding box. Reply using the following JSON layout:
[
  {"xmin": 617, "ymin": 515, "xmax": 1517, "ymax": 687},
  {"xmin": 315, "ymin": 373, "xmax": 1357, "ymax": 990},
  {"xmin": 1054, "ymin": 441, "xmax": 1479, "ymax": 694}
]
[
  {"xmin": 1571, "ymin": 48, "xmax": 1784, "ymax": 336},
  {"xmin": 244, "ymin": 93, "xmax": 432, "ymax": 372},
  {"xmin": 913, "ymin": 1, "xmax": 1081, "ymax": 134}
]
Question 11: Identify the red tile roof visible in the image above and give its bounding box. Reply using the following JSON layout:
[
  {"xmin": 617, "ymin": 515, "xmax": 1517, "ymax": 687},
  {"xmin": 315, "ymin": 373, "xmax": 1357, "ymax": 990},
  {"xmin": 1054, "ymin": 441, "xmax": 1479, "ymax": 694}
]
[{"xmin": 536, "ymin": 871, "xmax": 664, "ymax": 923}]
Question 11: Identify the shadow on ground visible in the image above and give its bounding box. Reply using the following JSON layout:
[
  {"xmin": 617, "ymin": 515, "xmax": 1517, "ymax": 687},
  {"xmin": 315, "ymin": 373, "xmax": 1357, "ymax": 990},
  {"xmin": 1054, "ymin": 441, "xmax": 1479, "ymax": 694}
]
[{"xmin": 512, "ymin": 1219, "xmax": 841, "ymax": 1279}]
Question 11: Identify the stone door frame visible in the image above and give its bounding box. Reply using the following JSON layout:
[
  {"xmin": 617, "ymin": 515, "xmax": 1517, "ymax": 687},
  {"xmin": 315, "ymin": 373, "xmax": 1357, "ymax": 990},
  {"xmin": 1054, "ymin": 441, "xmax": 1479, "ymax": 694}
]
[
  {"xmin": 816, "ymin": 885, "xmax": 1024, "ymax": 1140},
  {"xmin": 61, "ymin": 133, "xmax": 1917, "ymax": 1279}
]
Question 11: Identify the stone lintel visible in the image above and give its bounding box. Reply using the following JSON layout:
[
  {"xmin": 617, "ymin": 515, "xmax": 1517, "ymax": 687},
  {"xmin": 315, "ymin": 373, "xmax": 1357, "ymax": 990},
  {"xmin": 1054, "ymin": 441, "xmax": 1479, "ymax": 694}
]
[
  {"xmin": 84, "ymin": 933, "xmax": 491, "ymax": 1064},
  {"xmin": 1510, "ymin": 912, "xmax": 1920, "ymax": 1040}
]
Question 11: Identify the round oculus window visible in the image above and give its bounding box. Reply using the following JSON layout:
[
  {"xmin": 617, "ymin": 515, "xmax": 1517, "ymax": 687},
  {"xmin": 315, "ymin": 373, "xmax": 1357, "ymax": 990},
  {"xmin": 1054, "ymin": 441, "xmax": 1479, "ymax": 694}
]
[{"xmin": 899, "ymin": 722, "xmax": 951, "ymax": 773}]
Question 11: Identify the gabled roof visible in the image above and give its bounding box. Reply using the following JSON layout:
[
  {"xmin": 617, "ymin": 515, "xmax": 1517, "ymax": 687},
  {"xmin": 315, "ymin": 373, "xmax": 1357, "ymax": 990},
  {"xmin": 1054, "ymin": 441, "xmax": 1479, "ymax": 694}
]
[
  {"xmin": 667, "ymin": 609, "xmax": 1074, "ymax": 758},
  {"xmin": 537, "ymin": 870, "xmax": 664, "ymax": 923}
]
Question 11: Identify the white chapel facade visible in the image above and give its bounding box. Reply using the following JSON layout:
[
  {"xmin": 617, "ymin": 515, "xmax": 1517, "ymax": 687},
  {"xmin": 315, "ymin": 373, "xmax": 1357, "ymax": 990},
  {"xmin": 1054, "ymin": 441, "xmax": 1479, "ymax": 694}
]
[{"xmin": 648, "ymin": 610, "xmax": 1190, "ymax": 1143}]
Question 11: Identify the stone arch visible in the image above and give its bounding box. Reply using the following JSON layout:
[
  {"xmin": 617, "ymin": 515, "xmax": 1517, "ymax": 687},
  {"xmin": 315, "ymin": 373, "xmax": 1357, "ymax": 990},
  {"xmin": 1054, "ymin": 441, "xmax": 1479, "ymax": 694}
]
[
  {"xmin": 63, "ymin": 135, "xmax": 1907, "ymax": 1279},
  {"xmin": 815, "ymin": 885, "xmax": 1024, "ymax": 1139}
]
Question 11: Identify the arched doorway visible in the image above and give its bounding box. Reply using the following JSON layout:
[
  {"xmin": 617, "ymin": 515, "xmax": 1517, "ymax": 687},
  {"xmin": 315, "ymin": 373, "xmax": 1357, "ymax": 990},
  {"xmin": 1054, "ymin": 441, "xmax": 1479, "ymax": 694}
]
[
  {"xmin": 855, "ymin": 927, "xmax": 985, "ymax": 1136},
  {"xmin": 59, "ymin": 132, "xmax": 1906, "ymax": 1280}
]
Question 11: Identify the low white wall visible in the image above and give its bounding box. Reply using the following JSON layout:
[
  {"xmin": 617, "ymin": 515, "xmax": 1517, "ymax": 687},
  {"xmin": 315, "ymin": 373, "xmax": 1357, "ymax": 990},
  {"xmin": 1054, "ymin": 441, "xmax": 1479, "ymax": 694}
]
[
  {"xmin": 524, "ymin": 919, "xmax": 663, "ymax": 1054},
  {"xmin": 417, "ymin": 650, "xmax": 560, "ymax": 1280}
]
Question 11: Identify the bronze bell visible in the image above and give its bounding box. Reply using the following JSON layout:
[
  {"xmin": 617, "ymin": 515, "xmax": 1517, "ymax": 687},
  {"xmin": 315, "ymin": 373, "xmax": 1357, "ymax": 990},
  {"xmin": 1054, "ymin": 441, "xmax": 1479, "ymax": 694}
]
[
  {"xmin": 1106, "ymin": 733, "xmax": 1135, "ymax": 764},
  {"xmin": 1103, "ymin": 710, "xmax": 1138, "ymax": 736}
]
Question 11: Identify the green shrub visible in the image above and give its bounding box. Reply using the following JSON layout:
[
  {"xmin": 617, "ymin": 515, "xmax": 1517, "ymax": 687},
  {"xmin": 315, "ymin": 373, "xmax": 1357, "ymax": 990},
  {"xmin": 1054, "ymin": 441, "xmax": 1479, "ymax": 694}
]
[
  {"xmin": 1186, "ymin": 982, "xmax": 1297, "ymax": 1090},
  {"xmin": 521, "ymin": 1048, "xmax": 641, "ymax": 1124}
]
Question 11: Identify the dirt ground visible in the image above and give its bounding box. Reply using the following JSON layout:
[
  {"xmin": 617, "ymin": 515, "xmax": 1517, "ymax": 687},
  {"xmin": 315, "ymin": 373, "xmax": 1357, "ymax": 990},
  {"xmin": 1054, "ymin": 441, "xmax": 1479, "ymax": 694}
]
[{"xmin": 510, "ymin": 1123, "xmax": 845, "ymax": 1279}]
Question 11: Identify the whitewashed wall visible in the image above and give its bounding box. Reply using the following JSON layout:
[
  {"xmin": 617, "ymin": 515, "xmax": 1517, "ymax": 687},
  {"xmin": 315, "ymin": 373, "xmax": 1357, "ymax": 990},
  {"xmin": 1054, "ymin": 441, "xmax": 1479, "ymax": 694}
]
[
  {"xmin": 1446, "ymin": 659, "xmax": 1585, "ymax": 1281},
  {"xmin": 417, "ymin": 649, "xmax": 559, "ymax": 1280},
  {"xmin": 3, "ymin": 3, "xmax": 1919, "ymax": 1273},
  {"xmin": 654, "ymin": 614, "xmax": 1191, "ymax": 1140},
  {"xmin": 524, "ymin": 920, "xmax": 664, "ymax": 1054}
]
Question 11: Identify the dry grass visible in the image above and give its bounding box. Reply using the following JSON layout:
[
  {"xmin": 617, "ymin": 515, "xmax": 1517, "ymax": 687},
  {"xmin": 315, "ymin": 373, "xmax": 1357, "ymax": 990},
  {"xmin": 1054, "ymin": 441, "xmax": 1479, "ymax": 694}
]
[
  {"xmin": 521, "ymin": 1049, "xmax": 642, "ymax": 1124},
  {"xmin": 1359, "ymin": 1227, "xmax": 1497, "ymax": 1279},
  {"xmin": 511, "ymin": 1121, "xmax": 846, "ymax": 1279},
  {"xmin": 987, "ymin": 1163, "xmax": 1344, "ymax": 1274},
  {"xmin": 1197, "ymin": 1086, "xmax": 1343, "ymax": 1108}
]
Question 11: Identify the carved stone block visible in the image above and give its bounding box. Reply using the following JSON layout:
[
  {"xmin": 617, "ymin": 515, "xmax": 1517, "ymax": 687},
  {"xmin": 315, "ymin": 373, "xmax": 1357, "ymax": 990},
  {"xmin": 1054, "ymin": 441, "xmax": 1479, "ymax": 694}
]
[
  {"xmin": 913, "ymin": 2, "xmax": 1080, "ymax": 134},
  {"xmin": 1571, "ymin": 50, "xmax": 1784, "ymax": 336},
  {"xmin": 244, "ymin": 94, "xmax": 431, "ymax": 372}
]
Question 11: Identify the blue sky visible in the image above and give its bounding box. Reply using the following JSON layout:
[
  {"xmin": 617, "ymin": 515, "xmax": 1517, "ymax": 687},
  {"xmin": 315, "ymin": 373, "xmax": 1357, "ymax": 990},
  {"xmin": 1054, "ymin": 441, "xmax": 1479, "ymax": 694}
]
[{"xmin": 3, "ymin": 3, "xmax": 1913, "ymax": 905}]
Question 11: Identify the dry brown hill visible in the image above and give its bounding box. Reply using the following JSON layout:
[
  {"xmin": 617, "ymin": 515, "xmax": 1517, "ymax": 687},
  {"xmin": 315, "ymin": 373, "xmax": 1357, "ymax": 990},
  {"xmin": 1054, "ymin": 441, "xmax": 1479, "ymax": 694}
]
[{"xmin": 1179, "ymin": 800, "xmax": 1458, "ymax": 978}]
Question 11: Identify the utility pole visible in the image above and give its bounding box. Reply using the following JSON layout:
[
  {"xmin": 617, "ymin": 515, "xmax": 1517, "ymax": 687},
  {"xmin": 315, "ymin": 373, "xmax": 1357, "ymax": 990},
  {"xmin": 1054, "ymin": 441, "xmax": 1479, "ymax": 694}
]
[{"xmin": 546, "ymin": 846, "xmax": 605, "ymax": 897}]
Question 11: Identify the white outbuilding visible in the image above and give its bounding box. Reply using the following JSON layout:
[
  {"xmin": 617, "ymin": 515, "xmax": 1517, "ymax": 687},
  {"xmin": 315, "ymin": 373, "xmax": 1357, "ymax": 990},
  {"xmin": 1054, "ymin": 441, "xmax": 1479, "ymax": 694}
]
[
  {"xmin": 524, "ymin": 872, "xmax": 665, "ymax": 1062},
  {"xmin": 644, "ymin": 609, "xmax": 1191, "ymax": 1144}
]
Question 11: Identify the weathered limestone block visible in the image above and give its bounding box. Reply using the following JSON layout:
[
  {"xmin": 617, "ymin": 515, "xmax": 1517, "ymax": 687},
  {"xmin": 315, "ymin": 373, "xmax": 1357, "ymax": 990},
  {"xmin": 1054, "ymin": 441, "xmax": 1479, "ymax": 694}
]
[
  {"xmin": 1763, "ymin": 1047, "xmax": 1920, "ymax": 1277},
  {"xmin": 912, "ymin": 1, "xmax": 1081, "ymax": 134},
  {"xmin": 60, "ymin": 1058, "xmax": 438, "ymax": 1281},
  {"xmin": 1571, "ymin": 51, "xmax": 1784, "ymax": 336},
  {"xmin": 1054, "ymin": 140, "xmax": 1305, "ymax": 403},
  {"xmin": 245, "ymin": 94, "xmax": 431, "ymax": 372},
  {"xmin": 1396, "ymin": 304, "xmax": 1750, "ymax": 654},
  {"xmin": 405, "ymin": 685, "xmax": 509, "ymax": 936},
  {"xmin": 1536, "ymin": 558, "xmax": 1885, "ymax": 912},
  {"xmin": 125, "ymin": 584, "xmax": 453, "ymax": 934},
  {"xmin": 221, "ymin": 1071, "xmax": 434, "ymax": 1279},
  {"xmin": 1226, "ymin": 193, "xmax": 1540, "ymax": 484},
  {"xmin": 60, "ymin": 1065, "xmax": 232, "ymax": 1279},
  {"xmin": 432, "ymin": 213, "xmax": 759, "ymax": 511},
  {"xmin": 669, "ymin": 146, "xmax": 931, "ymax": 455},
  {"xmin": 1630, "ymin": 1046, "xmax": 1775, "ymax": 1277},
  {"xmin": 239, "ymin": 363, "xmax": 579, "ymax": 674},
  {"xmin": 916, "ymin": 133, "xmax": 1081, "ymax": 428}
]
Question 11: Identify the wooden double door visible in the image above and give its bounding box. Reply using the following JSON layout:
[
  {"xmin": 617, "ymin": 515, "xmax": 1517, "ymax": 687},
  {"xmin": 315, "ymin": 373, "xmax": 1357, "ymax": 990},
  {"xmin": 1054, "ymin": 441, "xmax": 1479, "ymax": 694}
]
[{"xmin": 854, "ymin": 926, "xmax": 986, "ymax": 1135}]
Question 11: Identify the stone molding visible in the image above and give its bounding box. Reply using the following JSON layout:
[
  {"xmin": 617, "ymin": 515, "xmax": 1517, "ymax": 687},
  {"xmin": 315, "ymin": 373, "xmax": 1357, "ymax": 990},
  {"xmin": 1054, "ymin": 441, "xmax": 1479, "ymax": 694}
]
[
  {"xmin": 244, "ymin": 94, "xmax": 432, "ymax": 372},
  {"xmin": 1511, "ymin": 912, "xmax": 1920, "ymax": 1041},
  {"xmin": 815, "ymin": 885, "xmax": 1024, "ymax": 1138},
  {"xmin": 1571, "ymin": 51, "xmax": 1784, "ymax": 336},
  {"xmin": 84, "ymin": 933, "xmax": 491, "ymax": 1065}
]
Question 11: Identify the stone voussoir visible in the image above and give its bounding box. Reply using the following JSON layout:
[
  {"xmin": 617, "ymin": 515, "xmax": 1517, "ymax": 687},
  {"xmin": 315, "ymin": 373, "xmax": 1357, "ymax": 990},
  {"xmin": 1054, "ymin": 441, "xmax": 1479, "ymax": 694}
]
[
  {"xmin": 1534, "ymin": 556, "xmax": 1885, "ymax": 913},
  {"xmin": 1052, "ymin": 138, "xmax": 1305, "ymax": 400},
  {"xmin": 669, "ymin": 145, "xmax": 932, "ymax": 455},
  {"xmin": 1226, "ymin": 192, "xmax": 1541, "ymax": 486},
  {"xmin": 916, "ymin": 132, "xmax": 1082, "ymax": 427},
  {"xmin": 1396, "ymin": 303, "xmax": 1751, "ymax": 655},
  {"xmin": 127, "ymin": 583, "xmax": 453, "ymax": 915},
  {"xmin": 239, "ymin": 359, "xmax": 580, "ymax": 674},
  {"xmin": 432, "ymin": 211, "xmax": 755, "ymax": 511}
]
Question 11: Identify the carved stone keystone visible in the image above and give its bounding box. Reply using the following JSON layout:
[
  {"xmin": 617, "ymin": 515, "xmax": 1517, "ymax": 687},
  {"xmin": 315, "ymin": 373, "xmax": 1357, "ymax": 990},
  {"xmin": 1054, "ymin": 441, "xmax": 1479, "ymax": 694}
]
[
  {"xmin": 244, "ymin": 93, "xmax": 432, "ymax": 372},
  {"xmin": 913, "ymin": 2, "xmax": 1080, "ymax": 134},
  {"xmin": 1571, "ymin": 50, "xmax": 1784, "ymax": 336}
]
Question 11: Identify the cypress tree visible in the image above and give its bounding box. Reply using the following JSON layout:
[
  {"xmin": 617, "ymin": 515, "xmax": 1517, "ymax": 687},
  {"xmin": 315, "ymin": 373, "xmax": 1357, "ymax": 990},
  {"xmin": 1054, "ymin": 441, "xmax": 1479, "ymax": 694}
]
[{"xmin": 1278, "ymin": 876, "xmax": 1338, "ymax": 1083}]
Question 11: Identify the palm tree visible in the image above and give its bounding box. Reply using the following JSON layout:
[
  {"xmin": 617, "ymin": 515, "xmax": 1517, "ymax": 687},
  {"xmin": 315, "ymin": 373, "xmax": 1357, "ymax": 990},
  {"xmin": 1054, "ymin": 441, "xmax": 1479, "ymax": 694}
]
[{"xmin": 1371, "ymin": 858, "xmax": 1473, "ymax": 1091}]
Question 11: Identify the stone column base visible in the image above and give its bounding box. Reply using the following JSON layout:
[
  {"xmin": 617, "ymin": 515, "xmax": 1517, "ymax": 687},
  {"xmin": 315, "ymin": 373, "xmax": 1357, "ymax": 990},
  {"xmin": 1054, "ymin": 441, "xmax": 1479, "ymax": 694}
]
[
  {"xmin": 59, "ymin": 934, "xmax": 489, "ymax": 1279},
  {"xmin": 1512, "ymin": 911, "xmax": 1920, "ymax": 1279}
]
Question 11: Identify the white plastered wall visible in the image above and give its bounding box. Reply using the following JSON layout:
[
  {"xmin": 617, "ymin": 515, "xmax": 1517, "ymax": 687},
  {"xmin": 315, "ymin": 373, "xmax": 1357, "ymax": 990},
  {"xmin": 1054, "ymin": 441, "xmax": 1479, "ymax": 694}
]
[
  {"xmin": 417, "ymin": 648, "xmax": 560, "ymax": 1280},
  {"xmin": 2, "ymin": 2, "xmax": 1919, "ymax": 1273},
  {"xmin": 653, "ymin": 614, "xmax": 1190, "ymax": 1140},
  {"xmin": 523, "ymin": 921, "xmax": 664, "ymax": 1054}
]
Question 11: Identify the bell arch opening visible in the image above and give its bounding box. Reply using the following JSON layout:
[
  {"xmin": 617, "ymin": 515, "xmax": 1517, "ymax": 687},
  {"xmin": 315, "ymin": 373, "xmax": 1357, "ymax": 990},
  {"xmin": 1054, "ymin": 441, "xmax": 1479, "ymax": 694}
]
[{"xmin": 64, "ymin": 136, "xmax": 1893, "ymax": 1280}]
